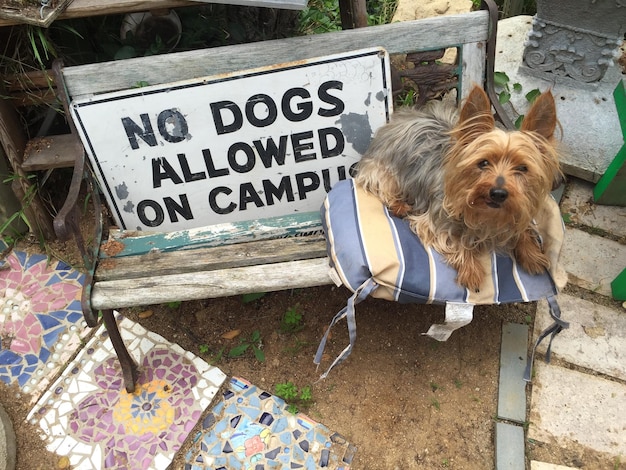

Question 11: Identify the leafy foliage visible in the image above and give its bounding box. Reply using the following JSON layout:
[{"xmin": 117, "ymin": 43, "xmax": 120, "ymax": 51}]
[
  {"xmin": 228, "ymin": 330, "xmax": 265, "ymax": 362},
  {"xmin": 280, "ymin": 305, "xmax": 304, "ymax": 334},
  {"xmin": 274, "ymin": 381, "xmax": 313, "ymax": 414}
]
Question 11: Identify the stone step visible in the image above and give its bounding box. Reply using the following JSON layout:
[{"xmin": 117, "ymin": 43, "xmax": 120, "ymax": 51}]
[
  {"xmin": 528, "ymin": 362, "xmax": 626, "ymax": 458},
  {"xmin": 560, "ymin": 178, "xmax": 626, "ymax": 239},
  {"xmin": 535, "ymin": 293, "xmax": 626, "ymax": 381},
  {"xmin": 559, "ymin": 227, "xmax": 626, "ymax": 297}
]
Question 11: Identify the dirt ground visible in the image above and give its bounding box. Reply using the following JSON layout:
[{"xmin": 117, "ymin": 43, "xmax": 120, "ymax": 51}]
[{"xmin": 2, "ymin": 231, "xmax": 623, "ymax": 470}]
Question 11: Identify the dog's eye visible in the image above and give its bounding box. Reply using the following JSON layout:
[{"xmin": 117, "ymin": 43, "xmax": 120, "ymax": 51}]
[
  {"xmin": 515, "ymin": 165, "xmax": 528, "ymax": 173},
  {"xmin": 478, "ymin": 160, "xmax": 489, "ymax": 169}
]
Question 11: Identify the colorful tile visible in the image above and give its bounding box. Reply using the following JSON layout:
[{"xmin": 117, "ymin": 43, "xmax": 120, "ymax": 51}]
[
  {"xmin": 0, "ymin": 244, "xmax": 90, "ymax": 401},
  {"xmin": 184, "ymin": 377, "xmax": 356, "ymax": 470},
  {"xmin": 27, "ymin": 313, "xmax": 227, "ymax": 470}
]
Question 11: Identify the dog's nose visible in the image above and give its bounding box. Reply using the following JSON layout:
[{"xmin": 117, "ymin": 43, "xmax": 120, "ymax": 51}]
[{"xmin": 489, "ymin": 188, "xmax": 508, "ymax": 203}]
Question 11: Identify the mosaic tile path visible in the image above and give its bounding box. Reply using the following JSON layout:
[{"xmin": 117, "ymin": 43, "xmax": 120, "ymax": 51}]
[
  {"xmin": 1, "ymin": 242, "xmax": 355, "ymax": 469},
  {"xmin": 27, "ymin": 314, "xmax": 227, "ymax": 469},
  {"xmin": 184, "ymin": 377, "xmax": 356, "ymax": 470},
  {"xmin": 0, "ymin": 241, "xmax": 90, "ymax": 402}
]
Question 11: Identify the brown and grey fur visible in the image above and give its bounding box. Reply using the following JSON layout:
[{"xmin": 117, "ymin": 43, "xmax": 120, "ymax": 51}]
[{"xmin": 354, "ymin": 86, "xmax": 563, "ymax": 291}]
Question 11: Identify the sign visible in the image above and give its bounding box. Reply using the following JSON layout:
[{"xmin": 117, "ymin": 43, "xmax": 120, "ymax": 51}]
[{"xmin": 71, "ymin": 48, "xmax": 392, "ymax": 232}]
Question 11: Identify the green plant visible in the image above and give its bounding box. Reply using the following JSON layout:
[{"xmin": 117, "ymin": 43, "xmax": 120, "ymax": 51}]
[
  {"xmin": 298, "ymin": 0, "xmax": 342, "ymax": 35},
  {"xmin": 275, "ymin": 381, "xmax": 314, "ymax": 414},
  {"xmin": 0, "ymin": 174, "xmax": 37, "ymax": 245},
  {"xmin": 167, "ymin": 300, "xmax": 182, "ymax": 309},
  {"xmin": 493, "ymin": 71, "xmax": 541, "ymax": 128},
  {"xmin": 454, "ymin": 378, "xmax": 463, "ymax": 389},
  {"xmin": 280, "ymin": 305, "xmax": 304, "ymax": 333},
  {"xmin": 242, "ymin": 292, "xmax": 266, "ymax": 303},
  {"xmin": 431, "ymin": 398, "xmax": 440, "ymax": 410},
  {"xmin": 275, "ymin": 381, "xmax": 299, "ymax": 401},
  {"xmin": 396, "ymin": 88, "xmax": 418, "ymax": 107},
  {"xmin": 367, "ymin": 0, "xmax": 398, "ymax": 26},
  {"xmin": 198, "ymin": 344, "xmax": 210, "ymax": 355},
  {"xmin": 298, "ymin": 0, "xmax": 396, "ymax": 35},
  {"xmin": 228, "ymin": 330, "xmax": 265, "ymax": 362}
]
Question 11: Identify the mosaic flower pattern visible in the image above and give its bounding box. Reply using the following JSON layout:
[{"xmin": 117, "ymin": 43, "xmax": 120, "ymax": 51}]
[
  {"xmin": 0, "ymin": 245, "xmax": 86, "ymax": 392},
  {"xmin": 68, "ymin": 348, "xmax": 203, "ymax": 469},
  {"xmin": 185, "ymin": 377, "xmax": 356, "ymax": 470}
]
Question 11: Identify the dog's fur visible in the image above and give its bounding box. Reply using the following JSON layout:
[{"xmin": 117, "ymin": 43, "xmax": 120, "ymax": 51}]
[{"xmin": 354, "ymin": 86, "xmax": 563, "ymax": 291}]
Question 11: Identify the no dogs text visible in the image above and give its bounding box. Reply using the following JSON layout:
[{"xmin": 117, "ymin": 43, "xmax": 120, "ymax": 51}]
[{"xmin": 120, "ymin": 80, "xmax": 356, "ymax": 228}]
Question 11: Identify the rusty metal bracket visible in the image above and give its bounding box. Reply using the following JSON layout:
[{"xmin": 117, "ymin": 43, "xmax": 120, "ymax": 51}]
[
  {"xmin": 50, "ymin": 60, "xmax": 138, "ymax": 392},
  {"xmin": 481, "ymin": 0, "xmax": 516, "ymax": 130}
]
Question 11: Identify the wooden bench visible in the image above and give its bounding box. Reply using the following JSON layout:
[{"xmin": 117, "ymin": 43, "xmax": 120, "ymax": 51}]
[{"xmin": 52, "ymin": 0, "xmax": 512, "ymax": 392}]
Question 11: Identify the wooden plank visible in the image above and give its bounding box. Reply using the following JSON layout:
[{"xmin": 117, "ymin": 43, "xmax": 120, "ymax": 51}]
[
  {"xmin": 0, "ymin": 0, "xmax": 197, "ymax": 26},
  {"xmin": 460, "ymin": 42, "xmax": 486, "ymax": 100},
  {"xmin": 103, "ymin": 211, "xmax": 324, "ymax": 257},
  {"xmin": 22, "ymin": 134, "xmax": 81, "ymax": 171},
  {"xmin": 0, "ymin": 84, "xmax": 55, "ymax": 239},
  {"xmin": 62, "ymin": 11, "xmax": 489, "ymax": 98},
  {"xmin": 97, "ymin": 236, "xmax": 327, "ymax": 281},
  {"xmin": 91, "ymin": 257, "xmax": 334, "ymax": 309},
  {"xmin": 0, "ymin": 0, "xmax": 73, "ymax": 27}
]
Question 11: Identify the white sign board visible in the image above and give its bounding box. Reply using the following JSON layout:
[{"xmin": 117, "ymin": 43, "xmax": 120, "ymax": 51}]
[{"xmin": 71, "ymin": 48, "xmax": 392, "ymax": 232}]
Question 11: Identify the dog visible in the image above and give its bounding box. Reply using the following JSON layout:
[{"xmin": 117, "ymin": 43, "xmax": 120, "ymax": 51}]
[{"xmin": 354, "ymin": 85, "xmax": 563, "ymax": 291}]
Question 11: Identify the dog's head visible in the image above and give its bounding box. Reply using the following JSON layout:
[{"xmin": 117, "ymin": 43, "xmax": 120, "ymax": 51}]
[{"xmin": 443, "ymin": 86, "xmax": 563, "ymax": 233}]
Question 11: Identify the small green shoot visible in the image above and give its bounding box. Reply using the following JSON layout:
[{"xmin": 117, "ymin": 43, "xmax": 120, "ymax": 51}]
[
  {"xmin": 198, "ymin": 344, "xmax": 210, "ymax": 355},
  {"xmin": 275, "ymin": 381, "xmax": 298, "ymax": 401},
  {"xmin": 396, "ymin": 88, "xmax": 417, "ymax": 107},
  {"xmin": 280, "ymin": 305, "xmax": 304, "ymax": 334},
  {"xmin": 454, "ymin": 378, "xmax": 463, "ymax": 389},
  {"xmin": 242, "ymin": 292, "xmax": 266, "ymax": 303},
  {"xmin": 167, "ymin": 301, "xmax": 182, "ymax": 309},
  {"xmin": 275, "ymin": 382, "xmax": 314, "ymax": 414},
  {"xmin": 430, "ymin": 381, "xmax": 440, "ymax": 392},
  {"xmin": 228, "ymin": 330, "xmax": 265, "ymax": 362},
  {"xmin": 431, "ymin": 398, "xmax": 440, "ymax": 410}
]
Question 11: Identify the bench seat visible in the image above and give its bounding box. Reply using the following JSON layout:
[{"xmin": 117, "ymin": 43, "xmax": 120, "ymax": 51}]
[{"xmin": 93, "ymin": 235, "xmax": 331, "ymax": 309}]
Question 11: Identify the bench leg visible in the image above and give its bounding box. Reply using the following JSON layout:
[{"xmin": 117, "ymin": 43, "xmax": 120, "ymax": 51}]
[{"xmin": 101, "ymin": 309, "xmax": 138, "ymax": 393}]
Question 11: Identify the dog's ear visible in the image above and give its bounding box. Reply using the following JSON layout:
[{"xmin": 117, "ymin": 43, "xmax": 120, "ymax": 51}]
[
  {"xmin": 521, "ymin": 90, "xmax": 557, "ymax": 140},
  {"xmin": 457, "ymin": 86, "xmax": 495, "ymax": 135}
]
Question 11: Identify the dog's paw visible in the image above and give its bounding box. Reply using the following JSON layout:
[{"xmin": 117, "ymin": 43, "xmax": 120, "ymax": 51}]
[
  {"xmin": 515, "ymin": 231, "xmax": 550, "ymax": 275},
  {"xmin": 455, "ymin": 257, "xmax": 484, "ymax": 292}
]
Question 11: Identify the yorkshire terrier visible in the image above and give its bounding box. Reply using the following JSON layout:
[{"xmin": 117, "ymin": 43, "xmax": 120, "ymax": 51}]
[{"xmin": 354, "ymin": 85, "xmax": 562, "ymax": 291}]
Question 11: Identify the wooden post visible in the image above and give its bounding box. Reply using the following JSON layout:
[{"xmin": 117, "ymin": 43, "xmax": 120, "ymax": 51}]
[
  {"xmin": 502, "ymin": 0, "xmax": 524, "ymax": 17},
  {"xmin": 0, "ymin": 86, "xmax": 56, "ymax": 240},
  {"xmin": 338, "ymin": 0, "xmax": 368, "ymax": 29}
]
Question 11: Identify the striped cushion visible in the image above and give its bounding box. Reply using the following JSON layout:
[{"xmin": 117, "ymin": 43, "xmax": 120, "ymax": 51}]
[
  {"xmin": 322, "ymin": 179, "xmax": 563, "ymax": 304},
  {"xmin": 314, "ymin": 179, "xmax": 567, "ymax": 379}
]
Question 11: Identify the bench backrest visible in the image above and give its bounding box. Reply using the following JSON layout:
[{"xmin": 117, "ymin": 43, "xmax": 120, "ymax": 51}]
[
  {"xmin": 58, "ymin": 10, "xmax": 493, "ymax": 250},
  {"xmin": 62, "ymin": 11, "xmax": 489, "ymax": 100}
]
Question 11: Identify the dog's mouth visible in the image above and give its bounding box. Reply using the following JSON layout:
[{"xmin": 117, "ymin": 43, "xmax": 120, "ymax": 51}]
[
  {"xmin": 471, "ymin": 197, "xmax": 503, "ymax": 209},
  {"xmin": 485, "ymin": 198, "xmax": 502, "ymax": 209}
]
